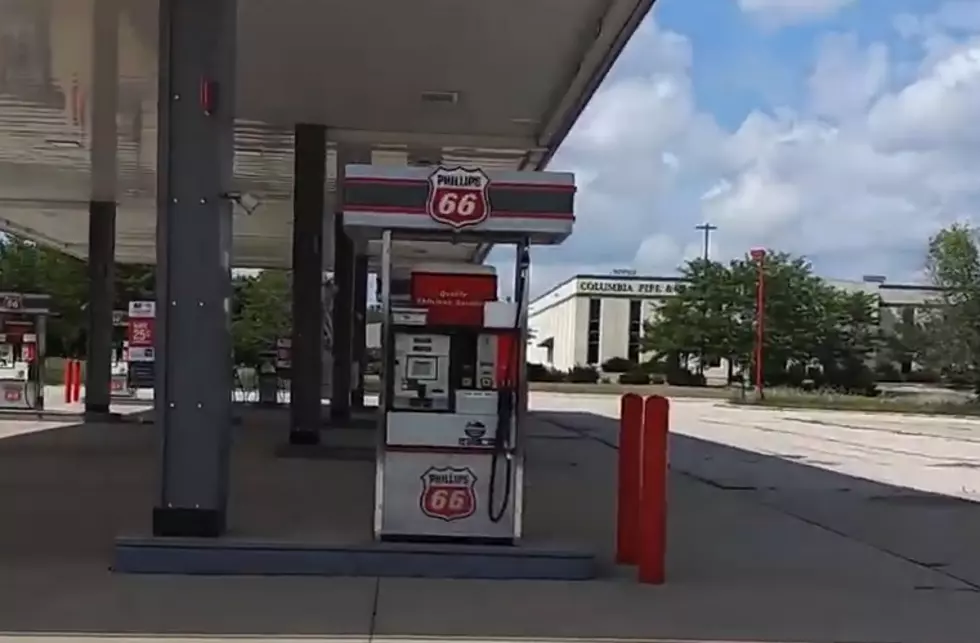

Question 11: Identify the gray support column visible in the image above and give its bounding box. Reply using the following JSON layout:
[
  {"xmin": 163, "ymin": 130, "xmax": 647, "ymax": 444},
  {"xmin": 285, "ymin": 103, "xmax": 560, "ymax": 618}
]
[
  {"xmin": 350, "ymin": 254, "xmax": 368, "ymax": 409},
  {"xmin": 289, "ymin": 124, "xmax": 326, "ymax": 445},
  {"xmin": 153, "ymin": 0, "xmax": 237, "ymax": 538},
  {"xmin": 85, "ymin": 0, "xmax": 120, "ymax": 416},
  {"xmin": 331, "ymin": 214, "xmax": 354, "ymax": 423}
]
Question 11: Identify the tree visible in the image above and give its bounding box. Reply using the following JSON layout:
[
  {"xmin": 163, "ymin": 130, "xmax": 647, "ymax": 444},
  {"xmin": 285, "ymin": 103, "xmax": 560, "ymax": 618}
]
[
  {"xmin": 0, "ymin": 234, "xmax": 299, "ymax": 365},
  {"xmin": 231, "ymin": 270, "xmax": 292, "ymax": 366},
  {"xmin": 919, "ymin": 224, "xmax": 980, "ymax": 392},
  {"xmin": 643, "ymin": 252, "xmax": 880, "ymax": 393},
  {"xmin": 0, "ymin": 236, "xmax": 88, "ymax": 355}
]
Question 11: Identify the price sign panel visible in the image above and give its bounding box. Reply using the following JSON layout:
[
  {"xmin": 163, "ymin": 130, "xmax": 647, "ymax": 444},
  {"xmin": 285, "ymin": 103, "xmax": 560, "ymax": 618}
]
[{"xmin": 127, "ymin": 300, "xmax": 156, "ymax": 363}]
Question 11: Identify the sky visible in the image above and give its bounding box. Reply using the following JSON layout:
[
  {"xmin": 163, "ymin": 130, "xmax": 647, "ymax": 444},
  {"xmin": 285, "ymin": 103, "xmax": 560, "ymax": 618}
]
[{"xmin": 490, "ymin": 0, "xmax": 980, "ymax": 298}]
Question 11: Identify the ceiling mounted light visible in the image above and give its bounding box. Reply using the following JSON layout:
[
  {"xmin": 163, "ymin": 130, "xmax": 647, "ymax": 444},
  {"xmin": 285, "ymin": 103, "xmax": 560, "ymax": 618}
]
[
  {"xmin": 43, "ymin": 138, "xmax": 82, "ymax": 149},
  {"xmin": 421, "ymin": 91, "xmax": 459, "ymax": 105}
]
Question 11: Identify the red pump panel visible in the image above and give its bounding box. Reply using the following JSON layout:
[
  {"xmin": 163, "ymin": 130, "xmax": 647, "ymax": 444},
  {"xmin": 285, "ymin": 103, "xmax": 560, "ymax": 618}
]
[
  {"xmin": 495, "ymin": 332, "xmax": 518, "ymax": 388},
  {"xmin": 411, "ymin": 272, "xmax": 497, "ymax": 326}
]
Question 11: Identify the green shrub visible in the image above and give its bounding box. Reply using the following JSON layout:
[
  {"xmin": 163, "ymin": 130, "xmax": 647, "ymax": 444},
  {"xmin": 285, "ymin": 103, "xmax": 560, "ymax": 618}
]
[
  {"xmin": 874, "ymin": 361, "xmax": 902, "ymax": 382},
  {"xmin": 618, "ymin": 369, "xmax": 651, "ymax": 385},
  {"xmin": 906, "ymin": 369, "xmax": 940, "ymax": 383},
  {"xmin": 566, "ymin": 365, "xmax": 600, "ymax": 384},
  {"xmin": 638, "ymin": 358, "xmax": 667, "ymax": 374},
  {"xmin": 601, "ymin": 357, "xmax": 634, "ymax": 373},
  {"xmin": 527, "ymin": 363, "xmax": 565, "ymax": 382},
  {"xmin": 666, "ymin": 369, "xmax": 706, "ymax": 387},
  {"xmin": 649, "ymin": 373, "xmax": 666, "ymax": 385}
]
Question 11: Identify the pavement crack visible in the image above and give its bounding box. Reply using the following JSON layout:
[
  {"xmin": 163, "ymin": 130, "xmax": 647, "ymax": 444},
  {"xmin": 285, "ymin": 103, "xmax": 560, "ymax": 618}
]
[{"xmin": 368, "ymin": 576, "xmax": 380, "ymax": 642}]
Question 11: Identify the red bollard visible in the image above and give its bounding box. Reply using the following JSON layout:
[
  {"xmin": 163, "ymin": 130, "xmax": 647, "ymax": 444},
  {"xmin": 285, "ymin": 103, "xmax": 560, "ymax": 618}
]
[
  {"xmin": 616, "ymin": 393, "xmax": 644, "ymax": 565},
  {"xmin": 71, "ymin": 360, "xmax": 82, "ymax": 403},
  {"xmin": 63, "ymin": 359, "xmax": 74, "ymax": 404},
  {"xmin": 638, "ymin": 394, "xmax": 669, "ymax": 584}
]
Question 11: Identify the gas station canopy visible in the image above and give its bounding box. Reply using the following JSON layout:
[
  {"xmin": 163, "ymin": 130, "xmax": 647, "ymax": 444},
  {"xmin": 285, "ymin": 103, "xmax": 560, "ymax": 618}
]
[{"xmin": 0, "ymin": 0, "xmax": 655, "ymax": 268}]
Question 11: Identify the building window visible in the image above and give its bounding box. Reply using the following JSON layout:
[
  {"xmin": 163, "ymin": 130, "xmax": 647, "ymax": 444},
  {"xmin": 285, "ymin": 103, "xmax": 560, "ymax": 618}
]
[
  {"xmin": 587, "ymin": 298, "xmax": 601, "ymax": 364},
  {"xmin": 628, "ymin": 299, "xmax": 642, "ymax": 363}
]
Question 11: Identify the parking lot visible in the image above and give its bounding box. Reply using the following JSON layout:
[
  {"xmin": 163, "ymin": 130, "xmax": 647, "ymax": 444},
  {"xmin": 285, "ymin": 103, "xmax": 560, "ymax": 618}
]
[{"xmin": 0, "ymin": 393, "xmax": 978, "ymax": 642}]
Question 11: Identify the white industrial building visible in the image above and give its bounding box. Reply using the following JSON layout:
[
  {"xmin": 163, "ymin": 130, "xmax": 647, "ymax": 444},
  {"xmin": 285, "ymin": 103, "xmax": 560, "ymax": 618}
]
[{"xmin": 527, "ymin": 273, "xmax": 941, "ymax": 372}]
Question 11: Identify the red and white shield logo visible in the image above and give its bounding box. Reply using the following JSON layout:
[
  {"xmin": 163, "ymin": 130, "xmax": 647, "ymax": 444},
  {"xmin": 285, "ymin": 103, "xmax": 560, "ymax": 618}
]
[
  {"xmin": 425, "ymin": 166, "xmax": 491, "ymax": 230},
  {"xmin": 419, "ymin": 466, "xmax": 477, "ymax": 522}
]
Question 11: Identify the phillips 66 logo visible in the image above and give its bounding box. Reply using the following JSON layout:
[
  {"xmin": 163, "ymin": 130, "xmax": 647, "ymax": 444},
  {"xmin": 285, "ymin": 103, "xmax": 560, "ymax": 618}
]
[
  {"xmin": 426, "ymin": 166, "xmax": 491, "ymax": 230},
  {"xmin": 419, "ymin": 466, "xmax": 477, "ymax": 521}
]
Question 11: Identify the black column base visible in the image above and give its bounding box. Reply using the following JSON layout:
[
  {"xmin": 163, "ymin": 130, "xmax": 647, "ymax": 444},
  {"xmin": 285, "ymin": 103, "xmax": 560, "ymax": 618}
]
[
  {"xmin": 288, "ymin": 429, "xmax": 321, "ymax": 446},
  {"xmin": 85, "ymin": 403, "xmax": 111, "ymax": 414},
  {"xmin": 331, "ymin": 405, "xmax": 351, "ymax": 424},
  {"xmin": 351, "ymin": 391, "xmax": 365, "ymax": 409},
  {"xmin": 152, "ymin": 507, "xmax": 226, "ymax": 538}
]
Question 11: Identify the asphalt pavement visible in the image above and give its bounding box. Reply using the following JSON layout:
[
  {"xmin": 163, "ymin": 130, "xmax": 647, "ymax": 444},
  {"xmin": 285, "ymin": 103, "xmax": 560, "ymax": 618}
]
[{"xmin": 0, "ymin": 392, "xmax": 978, "ymax": 642}]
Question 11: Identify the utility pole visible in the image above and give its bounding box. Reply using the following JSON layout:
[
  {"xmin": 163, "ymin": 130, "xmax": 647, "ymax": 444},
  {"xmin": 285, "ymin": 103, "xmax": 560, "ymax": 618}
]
[
  {"xmin": 695, "ymin": 223, "xmax": 717, "ymax": 261},
  {"xmin": 693, "ymin": 223, "xmax": 718, "ymax": 379}
]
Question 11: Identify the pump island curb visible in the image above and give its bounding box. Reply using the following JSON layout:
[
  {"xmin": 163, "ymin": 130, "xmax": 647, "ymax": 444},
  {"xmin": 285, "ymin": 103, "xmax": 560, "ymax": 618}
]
[{"xmin": 113, "ymin": 163, "xmax": 594, "ymax": 579}]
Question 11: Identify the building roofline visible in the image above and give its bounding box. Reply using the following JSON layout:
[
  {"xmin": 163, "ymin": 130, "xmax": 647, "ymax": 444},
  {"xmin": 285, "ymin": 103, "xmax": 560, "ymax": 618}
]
[
  {"xmin": 529, "ymin": 272, "xmax": 940, "ymax": 308},
  {"xmin": 878, "ymin": 283, "xmax": 943, "ymax": 292},
  {"xmin": 529, "ymin": 273, "xmax": 685, "ymax": 306}
]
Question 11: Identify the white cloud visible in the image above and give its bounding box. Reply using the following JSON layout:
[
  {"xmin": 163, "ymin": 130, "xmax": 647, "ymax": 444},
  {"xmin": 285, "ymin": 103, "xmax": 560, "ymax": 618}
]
[
  {"xmin": 809, "ymin": 33, "xmax": 889, "ymax": 120},
  {"xmin": 868, "ymin": 43, "xmax": 980, "ymax": 151},
  {"xmin": 506, "ymin": 10, "xmax": 980, "ymax": 297},
  {"xmin": 738, "ymin": 0, "xmax": 857, "ymax": 29}
]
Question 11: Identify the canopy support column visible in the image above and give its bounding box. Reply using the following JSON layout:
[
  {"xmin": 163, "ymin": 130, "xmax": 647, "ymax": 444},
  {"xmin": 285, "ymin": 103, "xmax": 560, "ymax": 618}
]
[
  {"xmin": 289, "ymin": 123, "xmax": 327, "ymax": 445},
  {"xmin": 85, "ymin": 0, "xmax": 120, "ymax": 417},
  {"xmin": 152, "ymin": 0, "xmax": 237, "ymax": 538}
]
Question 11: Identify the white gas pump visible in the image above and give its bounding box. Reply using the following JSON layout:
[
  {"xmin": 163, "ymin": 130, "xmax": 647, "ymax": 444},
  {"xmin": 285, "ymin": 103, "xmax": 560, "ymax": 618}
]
[
  {"xmin": 0, "ymin": 292, "xmax": 50, "ymax": 410},
  {"xmin": 110, "ymin": 310, "xmax": 133, "ymax": 398},
  {"xmin": 342, "ymin": 164, "xmax": 575, "ymax": 543}
]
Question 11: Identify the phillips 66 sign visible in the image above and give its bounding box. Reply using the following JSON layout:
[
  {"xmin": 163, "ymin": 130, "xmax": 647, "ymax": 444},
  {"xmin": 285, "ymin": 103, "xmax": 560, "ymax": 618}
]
[
  {"xmin": 426, "ymin": 166, "xmax": 491, "ymax": 230},
  {"xmin": 419, "ymin": 466, "xmax": 477, "ymax": 521}
]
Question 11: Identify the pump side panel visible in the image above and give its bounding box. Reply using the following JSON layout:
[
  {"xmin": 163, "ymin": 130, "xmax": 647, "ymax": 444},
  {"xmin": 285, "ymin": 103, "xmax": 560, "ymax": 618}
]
[{"xmin": 380, "ymin": 450, "xmax": 518, "ymax": 539}]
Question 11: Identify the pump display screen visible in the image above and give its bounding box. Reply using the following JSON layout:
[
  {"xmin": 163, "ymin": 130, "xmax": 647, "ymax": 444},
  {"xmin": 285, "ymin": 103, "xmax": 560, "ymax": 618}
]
[{"xmin": 407, "ymin": 356, "xmax": 437, "ymax": 380}]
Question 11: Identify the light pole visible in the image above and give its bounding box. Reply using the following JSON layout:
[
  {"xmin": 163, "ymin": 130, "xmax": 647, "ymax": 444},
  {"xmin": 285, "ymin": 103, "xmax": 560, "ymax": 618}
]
[
  {"xmin": 695, "ymin": 223, "xmax": 717, "ymax": 261},
  {"xmin": 750, "ymin": 248, "xmax": 766, "ymax": 399}
]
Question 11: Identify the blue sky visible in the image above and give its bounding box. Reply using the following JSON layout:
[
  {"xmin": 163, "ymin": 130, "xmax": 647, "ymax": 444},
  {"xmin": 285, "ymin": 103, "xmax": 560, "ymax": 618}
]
[{"xmin": 498, "ymin": 0, "xmax": 980, "ymax": 296}]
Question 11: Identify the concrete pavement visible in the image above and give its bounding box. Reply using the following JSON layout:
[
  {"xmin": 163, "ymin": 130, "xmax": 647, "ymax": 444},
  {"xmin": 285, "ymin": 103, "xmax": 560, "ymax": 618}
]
[{"xmin": 0, "ymin": 393, "xmax": 979, "ymax": 642}]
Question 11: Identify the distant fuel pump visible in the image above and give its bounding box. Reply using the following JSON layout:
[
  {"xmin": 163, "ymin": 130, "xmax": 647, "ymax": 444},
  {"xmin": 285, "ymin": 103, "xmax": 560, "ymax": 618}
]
[
  {"xmin": 0, "ymin": 292, "xmax": 50, "ymax": 411},
  {"xmin": 110, "ymin": 310, "xmax": 133, "ymax": 398},
  {"xmin": 342, "ymin": 164, "xmax": 575, "ymax": 543}
]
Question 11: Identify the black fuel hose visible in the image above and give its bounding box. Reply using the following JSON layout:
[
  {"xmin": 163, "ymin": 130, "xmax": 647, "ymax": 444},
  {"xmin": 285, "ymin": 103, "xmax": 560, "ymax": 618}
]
[{"xmin": 488, "ymin": 243, "xmax": 529, "ymax": 524}]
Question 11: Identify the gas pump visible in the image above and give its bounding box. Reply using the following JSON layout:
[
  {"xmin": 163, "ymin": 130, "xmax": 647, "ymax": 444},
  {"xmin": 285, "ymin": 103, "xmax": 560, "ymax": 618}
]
[
  {"xmin": 109, "ymin": 310, "xmax": 133, "ymax": 398},
  {"xmin": 0, "ymin": 292, "xmax": 50, "ymax": 411},
  {"xmin": 341, "ymin": 164, "xmax": 575, "ymax": 543}
]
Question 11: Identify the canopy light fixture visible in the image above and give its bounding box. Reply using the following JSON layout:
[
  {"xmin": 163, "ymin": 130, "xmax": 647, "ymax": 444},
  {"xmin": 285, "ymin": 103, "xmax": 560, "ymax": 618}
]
[{"xmin": 421, "ymin": 90, "xmax": 459, "ymax": 104}]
